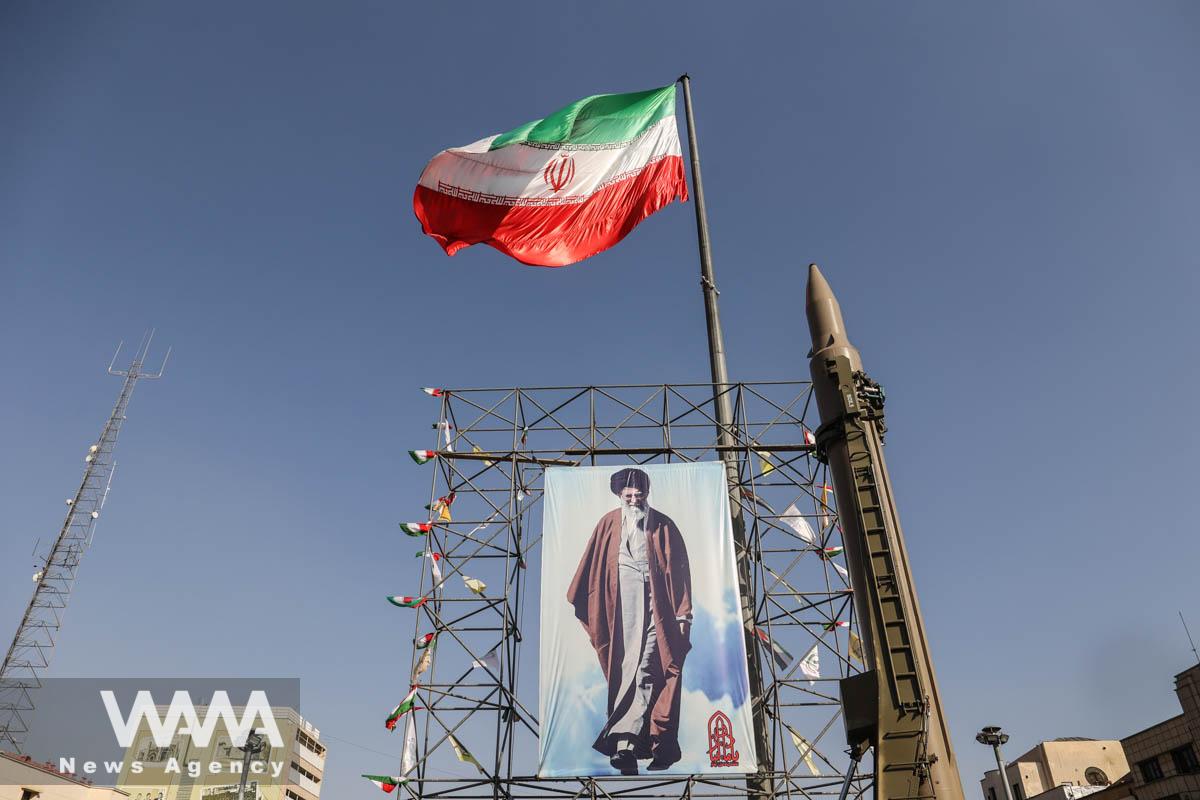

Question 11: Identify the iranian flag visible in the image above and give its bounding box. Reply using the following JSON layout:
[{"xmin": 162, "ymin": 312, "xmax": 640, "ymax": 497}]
[
  {"xmin": 362, "ymin": 774, "xmax": 409, "ymax": 793},
  {"xmin": 414, "ymin": 85, "xmax": 687, "ymax": 267},
  {"xmin": 408, "ymin": 450, "xmax": 436, "ymax": 465},
  {"xmin": 385, "ymin": 687, "xmax": 419, "ymax": 730},
  {"xmin": 399, "ymin": 522, "xmax": 431, "ymax": 537},
  {"xmin": 387, "ymin": 595, "xmax": 427, "ymax": 609},
  {"xmin": 422, "ymin": 387, "xmax": 445, "ymax": 397}
]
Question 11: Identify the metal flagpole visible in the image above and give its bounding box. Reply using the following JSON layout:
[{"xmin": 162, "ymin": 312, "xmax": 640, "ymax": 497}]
[{"xmin": 678, "ymin": 74, "xmax": 774, "ymax": 795}]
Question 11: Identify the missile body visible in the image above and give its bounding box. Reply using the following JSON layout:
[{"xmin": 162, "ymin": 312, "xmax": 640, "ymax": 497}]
[{"xmin": 806, "ymin": 264, "xmax": 964, "ymax": 800}]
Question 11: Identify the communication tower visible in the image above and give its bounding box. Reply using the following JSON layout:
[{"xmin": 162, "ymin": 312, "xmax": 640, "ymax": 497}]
[{"xmin": 0, "ymin": 333, "xmax": 167, "ymax": 753}]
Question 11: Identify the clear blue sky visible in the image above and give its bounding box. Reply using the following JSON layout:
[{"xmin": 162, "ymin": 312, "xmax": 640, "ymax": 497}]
[{"xmin": 2, "ymin": 2, "xmax": 1198, "ymax": 797}]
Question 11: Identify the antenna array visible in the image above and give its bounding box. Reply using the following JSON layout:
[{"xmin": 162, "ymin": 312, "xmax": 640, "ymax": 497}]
[{"xmin": 0, "ymin": 332, "xmax": 167, "ymax": 753}]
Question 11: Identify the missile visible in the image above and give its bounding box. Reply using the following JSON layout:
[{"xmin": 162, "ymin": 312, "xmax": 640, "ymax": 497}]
[{"xmin": 806, "ymin": 264, "xmax": 964, "ymax": 800}]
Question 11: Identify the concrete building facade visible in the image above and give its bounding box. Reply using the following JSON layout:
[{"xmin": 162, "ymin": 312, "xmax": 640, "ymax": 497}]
[
  {"xmin": 980, "ymin": 739, "xmax": 1129, "ymax": 800},
  {"xmin": 1122, "ymin": 663, "xmax": 1200, "ymax": 800},
  {"xmin": 1, "ymin": 752, "xmax": 130, "ymax": 800},
  {"xmin": 112, "ymin": 707, "xmax": 324, "ymax": 800}
]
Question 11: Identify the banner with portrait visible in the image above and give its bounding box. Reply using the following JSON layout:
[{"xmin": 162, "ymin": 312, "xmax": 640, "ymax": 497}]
[{"xmin": 539, "ymin": 461, "xmax": 757, "ymax": 777}]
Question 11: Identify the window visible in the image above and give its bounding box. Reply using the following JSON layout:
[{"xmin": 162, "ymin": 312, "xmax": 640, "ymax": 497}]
[
  {"xmin": 296, "ymin": 729, "xmax": 325, "ymax": 757},
  {"xmin": 292, "ymin": 761, "xmax": 321, "ymax": 784},
  {"xmin": 285, "ymin": 791, "xmax": 305, "ymax": 800},
  {"xmin": 1085, "ymin": 768, "xmax": 1110, "ymax": 786},
  {"xmin": 1012, "ymin": 783, "xmax": 1023, "ymax": 800},
  {"xmin": 1138, "ymin": 757, "xmax": 1165, "ymax": 783},
  {"xmin": 1171, "ymin": 745, "xmax": 1200, "ymax": 775},
  {"xmin": 987, "ymin": 788, "xmax": 997, "ymax": 800},
  {"xmin": 21, "ymin": 790, "xmax": 40, "ymax": 800}
]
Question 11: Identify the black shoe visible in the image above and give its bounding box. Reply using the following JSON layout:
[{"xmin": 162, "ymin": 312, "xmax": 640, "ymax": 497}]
[
  {"xmin": 647, "ymin": 756, "xmax": 677, "ymax": 771},
  {"xmin": 610, "ymin": 749, "xmax": 638, "ymax": 775}
]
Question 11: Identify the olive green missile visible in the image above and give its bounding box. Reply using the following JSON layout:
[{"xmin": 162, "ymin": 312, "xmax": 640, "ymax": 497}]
[{"xmin": 806, "ymin": 263, "xmax": 964, "ymax": 800}]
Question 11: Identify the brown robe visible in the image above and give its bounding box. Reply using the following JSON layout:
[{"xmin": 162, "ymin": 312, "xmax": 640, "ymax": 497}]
[{"xmin": 566, "ymin": 507, "xmax": 692, "ymax": 758}]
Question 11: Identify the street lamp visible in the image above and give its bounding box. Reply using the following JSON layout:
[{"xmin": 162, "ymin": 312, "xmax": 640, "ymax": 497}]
[
  {"xmin": 977, "ymin": 726, "xmax": 1017, "ymax": 800},
  {"xmin": 236, "ymin": 728, "xmax": 266, "ymax": 800}
]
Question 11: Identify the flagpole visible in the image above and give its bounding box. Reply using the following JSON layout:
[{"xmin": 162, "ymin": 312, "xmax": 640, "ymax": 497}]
[
  {"xmin": 678, "ymin": 74, "xmax": 735, "ymax": 433},
  {"xmin": 678, "ymin": 74, "xmax": 774, "ymax": 794}
]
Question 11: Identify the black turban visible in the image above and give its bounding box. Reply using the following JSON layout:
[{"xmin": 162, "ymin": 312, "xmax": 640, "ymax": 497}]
[{"xmin": 610, "ymin": 467, "xmax": 650, "ymax": 495}]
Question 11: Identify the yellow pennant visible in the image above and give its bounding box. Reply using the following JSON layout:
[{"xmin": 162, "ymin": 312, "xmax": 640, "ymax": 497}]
[
  {"xmin": 848, "ymin": 630, "xmax": 865, "ymax": 665},
  {"xmin": 412, "ymin": 645, "xmax": 434, "ymax": 682},
  {"xmin": 448, "ymin": 734, "xmax": 486, "ymax": 774},
  {"xmin": 784, "ymin": 723, "xmax": 821, "ymax": 776},
  {"xmin": 472, "ymin": 445, "xmax": 496, "ymax": 467}
]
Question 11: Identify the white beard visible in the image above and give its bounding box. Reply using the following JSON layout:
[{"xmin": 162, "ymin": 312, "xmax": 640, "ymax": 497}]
[{"xmin": 621, "ymin": 504, "xmax": 647, "ymax": 528}]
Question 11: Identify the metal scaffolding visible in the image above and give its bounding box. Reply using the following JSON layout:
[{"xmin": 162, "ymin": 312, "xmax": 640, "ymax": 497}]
[
  {"xmin": 0, "ymin": 334, "xmax": 167, "ymax": 753},
  {"xmin": 392, "ymin": 381, "xmax": 870, "ymax": 800}
]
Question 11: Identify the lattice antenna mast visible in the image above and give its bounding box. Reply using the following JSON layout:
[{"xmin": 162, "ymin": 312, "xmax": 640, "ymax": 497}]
[{"xmin": 0, "ymin": 331, "xmax": 168, "ymax": 753}]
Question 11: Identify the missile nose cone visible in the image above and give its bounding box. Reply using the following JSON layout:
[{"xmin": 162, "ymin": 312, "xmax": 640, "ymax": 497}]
[
  {"xmin": 806, "ymin": 263, "xmax": 833, "ymax": 307},
  {"xmin": 806, "ymin": 263, "xmax": 850, "ymax": 356}
]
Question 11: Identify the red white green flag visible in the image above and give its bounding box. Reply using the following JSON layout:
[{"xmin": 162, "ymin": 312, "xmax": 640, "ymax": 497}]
[
  {"xmin": 415, "ymin": 632, "xmax": 437, "ymax": 649},
  {"xmin": 385, "ymin": 688, "xmax": 419, "ymax": 730},
  {"xmin": 422, "ymin": 387, "xmax": 444, "ymax": 397},
  {"xmin": 362, "ymin": 774, "xmax": 409, "ymax": 793},
  {"xmin": 413, "ymin": 85, "xmax": 687, "ymax": 267},
  {"xmin": 387, "ymin": 595, "xmax": 427, "ymax": 609},
  {"xmin": 408, "ymin": 450, "xmax": 436, "ymax": 465},
  {"xmin": 399, "ymin": 522, "xmax": 431, "ymax": 537}
]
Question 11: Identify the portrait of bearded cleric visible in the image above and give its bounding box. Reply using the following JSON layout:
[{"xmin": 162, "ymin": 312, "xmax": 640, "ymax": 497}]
[{"xmin": 566, "ymin": 467, "xmax": 693, "ymax": 774}]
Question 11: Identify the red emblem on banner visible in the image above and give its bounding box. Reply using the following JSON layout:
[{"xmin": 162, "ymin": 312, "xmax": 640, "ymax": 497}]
[
  {"xmin": 543, "ymin": 154, "xmax": 575, "ymax": 193},
  {"xmin": 707, "ymin": 710, "xmax": 739, "ymax": 767}
]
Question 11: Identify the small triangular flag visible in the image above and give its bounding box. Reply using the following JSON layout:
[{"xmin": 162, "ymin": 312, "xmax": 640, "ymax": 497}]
[
  {"xmin": 799, "ymin": 644, "xmax": 820, "ymax": 684},
  {"xmin": 385, "ymin": 687, "xmax": 419, "ymax": 730},
  {"xmin": 780, "ymin": 504, "xmax": 816, "ymax": 544},
  {"xmin": 471, "ymin": 646, "xmax": 500, "ymax": 674},
  {"xmin": 754, "ymin": 626, "xmax": 794, "ymax": 670},
  {"xmin": 363, "ymin": 774, "xmax": 409, "ymax": 793},
  {"xmin": 401, "ymin": 716, "xmax": 418, "ymax": 776},
  {"xmin": 448, "ymin": 733, "xmax": 486, "ymax": 774},
  {"xmin": 849, "ymin": 630, "xmax": 865, "ymax": 664},
  {"xmin": 472, "ymin": 444, "xmax": 496, "ymax": 467},
  {"xmin": 412, "ymin": 644, "xmax": 435, "ymax": 682},
  {"xmin": 783, "ymin": 723, "xmax": 821, "ymax": 776}
]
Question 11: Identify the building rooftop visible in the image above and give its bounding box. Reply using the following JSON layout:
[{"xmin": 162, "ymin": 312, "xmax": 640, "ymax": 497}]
[{"xmin": 1, "ymin": 750, "xmax": 92, "ymax": 786}]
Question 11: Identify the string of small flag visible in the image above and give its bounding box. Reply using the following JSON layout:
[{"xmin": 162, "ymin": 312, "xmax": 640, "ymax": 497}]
[{"xmin": 367, "ymin": 386, "xmax": 504, "ymax": 792}]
